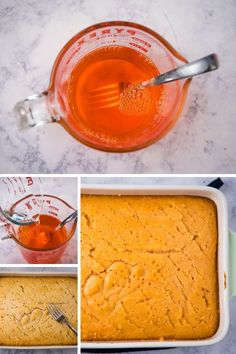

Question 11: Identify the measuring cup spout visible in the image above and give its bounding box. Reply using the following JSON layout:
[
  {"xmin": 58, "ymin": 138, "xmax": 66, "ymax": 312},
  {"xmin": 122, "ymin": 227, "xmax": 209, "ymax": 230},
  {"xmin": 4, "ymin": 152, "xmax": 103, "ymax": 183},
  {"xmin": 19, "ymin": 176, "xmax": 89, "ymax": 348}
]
[{"xmin": 14, "ymin": 91, "xmax": 59, "ymax": 129}]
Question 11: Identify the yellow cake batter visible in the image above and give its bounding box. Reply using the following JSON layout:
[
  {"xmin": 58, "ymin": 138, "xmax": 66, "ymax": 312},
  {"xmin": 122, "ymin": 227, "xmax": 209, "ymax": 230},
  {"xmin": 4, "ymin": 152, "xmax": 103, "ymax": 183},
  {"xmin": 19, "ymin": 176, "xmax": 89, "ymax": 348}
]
[{"xmin": 81, "ymin": 195, "xmax": 218, "ymax": 341}]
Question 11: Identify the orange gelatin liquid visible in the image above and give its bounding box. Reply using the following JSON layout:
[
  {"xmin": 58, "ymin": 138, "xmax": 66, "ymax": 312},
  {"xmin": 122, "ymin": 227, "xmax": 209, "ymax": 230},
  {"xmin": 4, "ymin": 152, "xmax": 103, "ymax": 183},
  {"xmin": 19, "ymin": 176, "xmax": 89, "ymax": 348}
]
[
  {"xmin": 18, "ymin": 214, "xmax": 68, "ymax": 250},
  {"xmin": 67, "ymin": 46, "xmax": 165, "ymax": 141}
]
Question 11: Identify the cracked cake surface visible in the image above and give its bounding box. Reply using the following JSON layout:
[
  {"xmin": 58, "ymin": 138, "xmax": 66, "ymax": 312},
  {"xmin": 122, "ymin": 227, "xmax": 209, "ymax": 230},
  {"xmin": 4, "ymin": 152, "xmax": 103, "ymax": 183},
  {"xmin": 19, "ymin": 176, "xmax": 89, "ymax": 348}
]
[
  {"xmin": 0, "ymin": 276, "xmax": 77, "ymax": 346},
  {"xmin": 81, "ymin": 195, "xmax": 219, "ymax": 341}
]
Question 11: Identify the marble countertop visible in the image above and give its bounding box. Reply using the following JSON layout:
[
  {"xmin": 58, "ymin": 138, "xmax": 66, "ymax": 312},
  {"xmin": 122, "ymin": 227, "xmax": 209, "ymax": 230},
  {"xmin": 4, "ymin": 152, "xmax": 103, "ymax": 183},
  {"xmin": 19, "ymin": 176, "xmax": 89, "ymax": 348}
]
[
  {"xmin": 0, "ymin": 0, "xmax": 236, "ymax": 173},
  {"xmin": 0, "ymin": 177, "xmax": 78, "ymax": 264},
  {"xmin": 81, "ymin": 176, "xmax": 236, "ymax": 354},
  {"xmin": 0, "ymin": 267, "xmax": 77, "ymax": 354}
]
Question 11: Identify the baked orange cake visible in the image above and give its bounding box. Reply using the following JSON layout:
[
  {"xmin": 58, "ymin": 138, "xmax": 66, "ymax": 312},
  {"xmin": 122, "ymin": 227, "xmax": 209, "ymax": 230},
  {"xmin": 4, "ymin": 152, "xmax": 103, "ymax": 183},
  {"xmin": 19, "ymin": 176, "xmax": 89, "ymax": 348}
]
[
  {"xmin": 81, "ymin": 195, "xmax": 219, "ymax": 341},
  {"xmin": 0, "ymin": 276, "xmax": 77, "ymax": 346}
]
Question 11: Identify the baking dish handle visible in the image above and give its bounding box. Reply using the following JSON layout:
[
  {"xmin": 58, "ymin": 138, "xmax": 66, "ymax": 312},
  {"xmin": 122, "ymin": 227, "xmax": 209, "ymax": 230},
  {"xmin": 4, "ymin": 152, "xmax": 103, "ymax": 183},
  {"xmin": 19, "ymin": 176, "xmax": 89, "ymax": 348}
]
[{"xmin": 229, "ymin": 229, "xmax": 236, "ymax": 298}]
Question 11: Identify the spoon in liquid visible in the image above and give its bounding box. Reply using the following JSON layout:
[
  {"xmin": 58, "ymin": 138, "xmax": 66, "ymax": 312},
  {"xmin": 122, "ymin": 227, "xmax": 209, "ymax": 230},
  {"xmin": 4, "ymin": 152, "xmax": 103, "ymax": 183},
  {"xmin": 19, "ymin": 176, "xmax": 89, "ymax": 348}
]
[
  {"xmin": 38, "ymin": 208, "xmax": 77, "ymax": 230},
  {"xmin": 53, "ymin": 210, "xmax": 78, "ymax": 233},
  {"xmin": 40, "ymin": 209, "xmax": 78, "ymax": 235},
  {"xmin": 119, "ymin": 54, "xmax": 219, "ymax": 115},
  {"xmin": 140, "ymin": 53, "xmax": 219, "ymax": 88},
  {"xmin": 36, "ymin": 210, "xmax": 78, "ymax": 246}
]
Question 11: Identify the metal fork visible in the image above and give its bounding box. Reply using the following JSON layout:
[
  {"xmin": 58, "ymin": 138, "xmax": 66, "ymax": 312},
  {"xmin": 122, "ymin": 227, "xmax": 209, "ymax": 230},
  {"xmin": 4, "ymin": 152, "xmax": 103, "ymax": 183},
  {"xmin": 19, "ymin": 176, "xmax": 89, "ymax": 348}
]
[
  {"xmin": 86, "ymin": 54, "xmax": 218, "ymax": 110},
  {"xmin": 47, "ymin": 303, "xmax": 77, "ymax": 336},
  {"xmin": 86, "ymin": 82, "xmax": 128, "ymax": 110}
]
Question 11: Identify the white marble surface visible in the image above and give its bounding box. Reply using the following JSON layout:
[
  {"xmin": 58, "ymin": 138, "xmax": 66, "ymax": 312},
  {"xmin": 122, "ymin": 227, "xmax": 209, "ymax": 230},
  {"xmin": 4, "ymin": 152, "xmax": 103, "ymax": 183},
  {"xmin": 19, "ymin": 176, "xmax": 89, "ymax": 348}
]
[
  {"xmin": 81, "ymin": 176, "xmax": 236, "ymax": 354},
  {"xmin": 0, "ymin": 177, "xmax": 78, "ymax": 264},
  {"xmin": 0, "ymin": 0, "xmax": 236, "ymax": 173},
  {"xmin": 0, "ymin": 267, "xmax": 77, "ymax": 354}
]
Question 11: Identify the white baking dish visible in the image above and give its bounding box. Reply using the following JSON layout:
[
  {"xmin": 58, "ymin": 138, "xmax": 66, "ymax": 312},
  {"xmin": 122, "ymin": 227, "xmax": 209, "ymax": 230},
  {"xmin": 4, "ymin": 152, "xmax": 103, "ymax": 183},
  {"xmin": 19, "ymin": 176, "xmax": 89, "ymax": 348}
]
[
  {"xmin": 81, "ymin": 184, "xmax": 236, "ymax": 349},
  {"xmin": 0, "ymin": 271, "xmax": 77, "ymax": 350}
]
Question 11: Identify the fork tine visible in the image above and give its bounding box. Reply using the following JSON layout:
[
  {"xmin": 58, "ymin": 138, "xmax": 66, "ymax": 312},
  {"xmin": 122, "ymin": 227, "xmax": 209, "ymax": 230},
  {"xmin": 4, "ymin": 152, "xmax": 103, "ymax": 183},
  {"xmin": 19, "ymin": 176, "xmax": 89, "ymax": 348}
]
[
  {"xmin": 48, "ymin": 304, "xmax": 60, "ymax": 316},
  {"xmin": 47, "ymin": 303, "xmax": 77, "ymax": 336},
  {"xmin": 88, "ymin": 96, "xmax": 120, "ymax": 106},
  {"xmin": 94, "ymin": 102, "xmax": 119, "ymax": 109},
  {"xmin": 84, "ymin": 81, "xmax": 126, "ymax": 110},
  {"xmin": 51, "ymin": 305, "xmax": 61, "ymax": 316},
  {"xmin": 89, "ymin": 83, "xmax": 118, "ymax": 92},
  {"xmin": 48, "ymin": 303, "xmax": 55, "ymax": 311},
  {"xmin": 56, "ymin": 309, "xmax": 65, "ymax": 319},
  {"xmin": 47, "ymin": 304, "xmax": 56, "ymax": 319},
  {"xmin": 87, "ymin": 89, "xmax": 120, "ymax": 98},
  {"xmin": 49, "ymin": 307, "xmax": 63, "ymax": 323},
  {"xmin": 54, "ymin": 309, "xmax": 62, "ymax": 317},
  {"xmin": 47, "ymin": 303, "xmax": 54, "ymax": 312}
]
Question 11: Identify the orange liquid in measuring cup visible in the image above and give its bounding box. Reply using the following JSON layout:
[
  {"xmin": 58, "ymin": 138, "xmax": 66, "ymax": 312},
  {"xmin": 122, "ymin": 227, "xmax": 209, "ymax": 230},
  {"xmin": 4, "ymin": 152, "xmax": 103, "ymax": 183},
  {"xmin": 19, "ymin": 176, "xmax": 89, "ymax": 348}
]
[
  {"xmin": 67, "ymin": 46, "xmax": 165, "ymax": 143},
  {"xmin": 18, "ymin": 214, "xmax": 68, "ymax": 250}
]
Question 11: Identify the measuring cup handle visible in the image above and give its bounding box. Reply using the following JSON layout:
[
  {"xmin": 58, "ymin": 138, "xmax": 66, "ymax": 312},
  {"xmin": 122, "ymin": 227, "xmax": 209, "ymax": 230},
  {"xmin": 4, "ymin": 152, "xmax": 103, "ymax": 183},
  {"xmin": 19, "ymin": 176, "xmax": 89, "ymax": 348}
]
[
  {"xmin": 14, "ymin": 91, "xmax": 60, "ymax": 130},
  {"xmin": 1, "ymin": 234, "xmax": 13, "ymax": 241},
  {"xmin": 229, "ymin": 229, "xmax": 236, "ymax": 298},
  {"xmin": 0, "ymin": 217, "xmax": 12, "ymax": 241}
]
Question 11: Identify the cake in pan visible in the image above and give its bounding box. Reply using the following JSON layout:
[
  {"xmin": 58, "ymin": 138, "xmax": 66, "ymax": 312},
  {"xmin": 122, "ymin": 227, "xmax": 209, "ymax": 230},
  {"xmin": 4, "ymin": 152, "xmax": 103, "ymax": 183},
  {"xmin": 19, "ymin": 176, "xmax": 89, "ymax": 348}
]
[
  {"xmin": 0, "ymin": 276, "xmax": 77, "ymax": 346},
  {"xmin": 81, "ymin": 195, "xmax": 218, "ymax": 341}
]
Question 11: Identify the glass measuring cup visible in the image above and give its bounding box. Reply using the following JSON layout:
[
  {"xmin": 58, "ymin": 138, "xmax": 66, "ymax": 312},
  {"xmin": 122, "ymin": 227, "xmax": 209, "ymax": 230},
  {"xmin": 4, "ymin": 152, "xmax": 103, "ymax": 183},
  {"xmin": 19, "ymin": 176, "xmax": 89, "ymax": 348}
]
[
  {"xmin": 14, "ymin": 21, "xmax": 191, "ymax": 152},
  {"xmin": 0, "ymin": 177, "xmax": 42, "ymax": 225},
  {"xmin": 1, "ymin": 194, "xmax": 77, "ymax": 264}
]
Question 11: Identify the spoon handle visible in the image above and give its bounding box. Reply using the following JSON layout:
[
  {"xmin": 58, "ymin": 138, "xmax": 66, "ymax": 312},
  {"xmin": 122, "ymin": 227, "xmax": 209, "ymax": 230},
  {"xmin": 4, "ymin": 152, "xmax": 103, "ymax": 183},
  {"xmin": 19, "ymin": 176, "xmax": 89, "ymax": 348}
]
[
  {"xmin": 142, "ymin": 53, "xmax": 219, "ymax": 87},
  {"xmin": 54, "ymin": 210, "xmax": 78, "ymax": 232}
]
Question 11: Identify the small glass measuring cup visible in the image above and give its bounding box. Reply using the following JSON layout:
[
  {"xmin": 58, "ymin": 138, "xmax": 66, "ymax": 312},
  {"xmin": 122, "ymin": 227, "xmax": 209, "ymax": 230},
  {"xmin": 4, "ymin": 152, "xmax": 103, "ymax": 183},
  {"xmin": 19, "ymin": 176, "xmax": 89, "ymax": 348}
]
[
  {"xmin": 0, "ymin": 177, "xmax": 43, "ymax": 224},
  {"xmin": 14, "ymin": 21, "xmax": 191, "ymax": 152},
  {"xmin": 1, "ymin": 194, "xmax": 77, "ymax": 264}
]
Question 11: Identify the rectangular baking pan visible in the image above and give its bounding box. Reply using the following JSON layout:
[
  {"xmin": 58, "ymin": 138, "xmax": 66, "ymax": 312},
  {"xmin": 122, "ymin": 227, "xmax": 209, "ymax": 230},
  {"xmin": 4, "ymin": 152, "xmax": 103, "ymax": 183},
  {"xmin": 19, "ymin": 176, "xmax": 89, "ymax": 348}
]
[
  {"xmin": 81, "ymin": 184, "xmax": 236, "ymax": 349},
  {"xmin": 0, "ymin": 270, "xmax": 77, "ymax": 350}
]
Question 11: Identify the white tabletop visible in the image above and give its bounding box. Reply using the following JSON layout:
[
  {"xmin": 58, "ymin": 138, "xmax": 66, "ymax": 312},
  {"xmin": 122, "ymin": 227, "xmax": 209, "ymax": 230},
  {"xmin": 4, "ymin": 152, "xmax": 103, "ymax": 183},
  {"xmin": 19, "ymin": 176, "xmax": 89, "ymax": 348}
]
[
  {"xmin": 0, "ymin": 0, "xmax": 235, "ymax": 173},
  {"xmin": 81, "ymin": 176, "xmax": 236, "ymax": 354},
  {"xmin": 0, "ymin": 177, "xmax": 78, "ymax": 264}
]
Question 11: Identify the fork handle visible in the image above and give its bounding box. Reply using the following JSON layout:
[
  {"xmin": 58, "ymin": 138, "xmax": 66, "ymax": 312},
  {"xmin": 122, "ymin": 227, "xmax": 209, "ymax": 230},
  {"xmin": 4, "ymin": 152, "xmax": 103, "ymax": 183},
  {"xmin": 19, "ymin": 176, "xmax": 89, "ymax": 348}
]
[
  {"xmin": 65, "ymin": 321, "xmax": 78, "ymax": 336},
  {"xmin": 142, "ymin": 54, "xmax": 219, "ymax": 87}
]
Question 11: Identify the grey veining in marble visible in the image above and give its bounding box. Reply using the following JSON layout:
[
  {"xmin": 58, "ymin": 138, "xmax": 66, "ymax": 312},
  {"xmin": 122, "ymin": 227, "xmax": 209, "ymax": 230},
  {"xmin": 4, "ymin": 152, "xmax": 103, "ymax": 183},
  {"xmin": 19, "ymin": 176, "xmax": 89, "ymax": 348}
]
[
  {"xmin": 0, "ymin": 347, "xmax": 77, "ymax": 354},
  {"xmin": 81, "ymin": 176, "xmax": 236, "ymax": 354},
  {"xmin": 0, "ymin": 0, "xmax": 236, "ymax": 173},
  {"xmin": 0, "ymin": 267, "xmax": 77, "ymax": 354},
  {"xmin": 0, "ymin": 177, "xmax": 78, "ymax": 264}
]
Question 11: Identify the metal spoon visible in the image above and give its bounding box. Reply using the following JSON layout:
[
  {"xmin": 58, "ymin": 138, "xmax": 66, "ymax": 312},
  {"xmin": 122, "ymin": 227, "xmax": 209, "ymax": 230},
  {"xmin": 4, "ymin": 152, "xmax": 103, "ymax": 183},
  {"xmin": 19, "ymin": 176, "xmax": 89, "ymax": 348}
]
[
  {"xmin": 54, "ymin": 210, "xmax": 78, "ymax": 232},
  {"xmin": 141, "ymin": 53, "xmax": 219, "ymax": 88},
  {"xmin": 0, "ymin": 207, "xmax": 36, "ymax": 226},
  {"xmin": 28, "ymin": 210, "xmax": 78, "ymax": 240}
]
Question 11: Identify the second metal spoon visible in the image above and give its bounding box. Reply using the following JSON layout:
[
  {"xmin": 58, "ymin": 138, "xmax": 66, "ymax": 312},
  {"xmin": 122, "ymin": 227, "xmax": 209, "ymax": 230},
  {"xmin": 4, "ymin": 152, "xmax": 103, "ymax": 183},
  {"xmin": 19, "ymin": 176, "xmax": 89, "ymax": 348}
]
[{"xmin": 54, "ymin": 210, "xmax": 78, "ymax": 232}]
